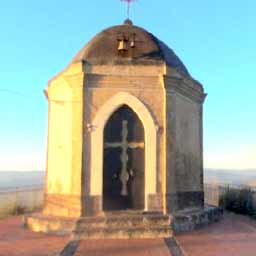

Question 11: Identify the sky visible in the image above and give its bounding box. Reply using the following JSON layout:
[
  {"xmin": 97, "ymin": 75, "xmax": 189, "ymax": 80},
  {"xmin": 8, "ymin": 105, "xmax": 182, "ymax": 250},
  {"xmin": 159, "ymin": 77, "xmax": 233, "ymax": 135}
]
[{"xmin": 0, "ymin": 0, "xmax": 255, "ymax": 171}]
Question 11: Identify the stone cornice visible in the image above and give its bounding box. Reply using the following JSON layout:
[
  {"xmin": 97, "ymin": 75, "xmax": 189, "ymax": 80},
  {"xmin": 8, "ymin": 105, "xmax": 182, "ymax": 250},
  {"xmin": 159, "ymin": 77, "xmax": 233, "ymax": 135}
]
[
  {"xmin": 83, "ymin": 63, "xmax": 165, "ymax": 76},
  {"xmin": 84, "ymin": 73, "xmax": 161, "ymax": 89},
  {"xmin": 164, "ymin": 75, "xmax": 207, "ymax": 104}
]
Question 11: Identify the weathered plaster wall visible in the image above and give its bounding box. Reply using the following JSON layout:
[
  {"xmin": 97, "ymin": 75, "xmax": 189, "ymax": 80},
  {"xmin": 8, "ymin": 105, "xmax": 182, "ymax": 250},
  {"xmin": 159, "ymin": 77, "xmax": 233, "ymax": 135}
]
[
  {"xmin": 174, "ymin": 93, "xmax": 202, "ymax": 192},
  {"xmin": 47, "ymin": 99, "xmax": 73, "ymax": 195},
  {"xmin": 164, "ymin": 72, "xmax": 205, "ymax": 212},
  {"xmin": 167, "ymin": 91, "xmax": 204, "ymax": 211},
  {"xmin": 44, "ymin": 64, "xmax": 84, "ymax": 217},
  {"xmin": 165, "ymin": 91, "xmax": 177, "ymax": 212},
  {"xmin": 82, "ymin": 65, "xmax": 166, "ymax": 214},
  {"xmin": 43, "ymin": 62, "xmax": 205, "ymax": 217}
]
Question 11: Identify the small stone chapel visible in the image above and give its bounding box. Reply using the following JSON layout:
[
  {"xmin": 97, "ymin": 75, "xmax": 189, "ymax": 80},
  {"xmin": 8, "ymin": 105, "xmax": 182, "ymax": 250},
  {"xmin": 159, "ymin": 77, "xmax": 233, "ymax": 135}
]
[{"xmin": 26, "ymin": 20, "xmax": 222, "ymax": 238}]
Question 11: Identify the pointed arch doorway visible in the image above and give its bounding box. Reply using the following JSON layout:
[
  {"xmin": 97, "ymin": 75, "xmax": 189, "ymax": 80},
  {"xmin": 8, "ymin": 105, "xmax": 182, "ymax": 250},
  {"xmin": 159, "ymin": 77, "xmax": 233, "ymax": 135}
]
[
  {"xmin": 90, "ymin": 92, "xmax": 158, "ymax": 214},
  {"xmin": 103, "ymin": 105, "xmax": 145, "ymax": 211}
]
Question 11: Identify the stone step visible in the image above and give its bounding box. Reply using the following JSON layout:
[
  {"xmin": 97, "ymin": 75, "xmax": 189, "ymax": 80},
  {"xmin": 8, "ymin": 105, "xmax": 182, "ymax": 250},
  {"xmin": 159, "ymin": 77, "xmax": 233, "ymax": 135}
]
[
  {"xmin": 75, "ymin": 214, "xmax": 171, "ymax": 229},
  {"xmin": 72, "ymin": 213, "xmax": 172, "ymax": 239},
  {"xmin": 72, "ymin": 226, "xmax": 173, "ymax": 239}
]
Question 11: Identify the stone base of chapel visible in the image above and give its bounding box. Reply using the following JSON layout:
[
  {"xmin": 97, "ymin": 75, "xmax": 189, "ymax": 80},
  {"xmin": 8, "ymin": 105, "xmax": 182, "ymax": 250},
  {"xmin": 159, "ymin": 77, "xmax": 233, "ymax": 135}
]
[
  {"xmin": 42, "ymin": 193, "xmax": 163, "ymax": 218},
  {"xmin": 24, "ymin": 205, "xmax": 223, "ymax": 239}
]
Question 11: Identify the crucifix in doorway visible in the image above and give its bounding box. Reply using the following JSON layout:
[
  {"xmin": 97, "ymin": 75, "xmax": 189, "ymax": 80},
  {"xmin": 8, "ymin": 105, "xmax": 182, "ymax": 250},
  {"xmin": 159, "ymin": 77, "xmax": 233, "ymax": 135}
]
[{"xmin": 104, "ymin": 120, "xmax": 144, "ymax": 196}]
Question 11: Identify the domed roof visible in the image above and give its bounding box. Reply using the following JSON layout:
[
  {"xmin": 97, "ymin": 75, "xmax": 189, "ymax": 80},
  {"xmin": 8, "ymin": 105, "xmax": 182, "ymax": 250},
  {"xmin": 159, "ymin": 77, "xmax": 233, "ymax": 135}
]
[{"xmin": 71, "ymin": 20, "xmax": 190, "ymax": 77}]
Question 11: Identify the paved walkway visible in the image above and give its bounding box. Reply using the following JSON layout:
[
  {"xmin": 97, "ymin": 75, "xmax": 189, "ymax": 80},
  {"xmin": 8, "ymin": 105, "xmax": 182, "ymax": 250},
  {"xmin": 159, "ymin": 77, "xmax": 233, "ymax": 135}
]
[
  {"xmin": 71, "ymin": 239, "xmax": 173, "ymax": 256},
  {"xmin": 0, "ymin": 216, "xmax": 69, "ymax": 256},
  {"xmin": 176, "ymin": 212, "xmax": 256, "ymax": 256},
  {"xmin": 1, "ymin": 212, "xmax": 256, "ymax": 256}
]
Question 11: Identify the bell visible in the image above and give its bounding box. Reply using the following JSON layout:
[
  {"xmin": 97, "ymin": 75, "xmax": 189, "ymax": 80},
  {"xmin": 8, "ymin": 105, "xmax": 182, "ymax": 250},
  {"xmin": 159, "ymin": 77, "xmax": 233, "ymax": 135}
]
[
  {"xmin": 130, "ymin": 39, "xmax": 135, "ymax": 48},
  {"xmin": 118, "ymin": 39, "xmax": 128, "ymax": 51}
]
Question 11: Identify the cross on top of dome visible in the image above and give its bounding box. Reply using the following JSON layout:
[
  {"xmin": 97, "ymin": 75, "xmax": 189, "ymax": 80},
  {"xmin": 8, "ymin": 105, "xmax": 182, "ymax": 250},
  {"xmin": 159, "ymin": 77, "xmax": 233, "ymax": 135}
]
[{"xmin": 121, "ymin": 0, "xmax": 136, "ymax": 19}]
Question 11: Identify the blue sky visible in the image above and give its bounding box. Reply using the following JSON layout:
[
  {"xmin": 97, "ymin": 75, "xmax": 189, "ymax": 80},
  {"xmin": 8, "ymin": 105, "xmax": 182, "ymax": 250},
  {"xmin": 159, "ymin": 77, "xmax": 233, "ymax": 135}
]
[{"xmin": 0, "ymin": 0, "xmax": 255, "ymax": 171}]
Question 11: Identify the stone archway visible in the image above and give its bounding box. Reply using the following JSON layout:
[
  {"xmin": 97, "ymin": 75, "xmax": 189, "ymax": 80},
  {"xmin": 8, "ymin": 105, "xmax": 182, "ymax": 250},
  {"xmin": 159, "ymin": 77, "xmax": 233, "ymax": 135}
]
[
  {"xmin": 103, "ymin": 104, "xmax": 145, "ymax": 211},
  {"xmin": 90, "ymin": 92, "xmax": 157, "ymax": 212}
]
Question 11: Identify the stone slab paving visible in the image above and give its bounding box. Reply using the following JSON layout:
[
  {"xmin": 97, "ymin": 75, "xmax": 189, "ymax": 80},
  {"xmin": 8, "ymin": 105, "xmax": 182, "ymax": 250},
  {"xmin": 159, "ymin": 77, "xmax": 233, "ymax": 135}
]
[
  {"xmin": 0, "ymin": 216, "xmax": 69, "ymax": 256},
  {"xmin": 176, "ymin": 212, "xmax": 256, "ymax": 256}
]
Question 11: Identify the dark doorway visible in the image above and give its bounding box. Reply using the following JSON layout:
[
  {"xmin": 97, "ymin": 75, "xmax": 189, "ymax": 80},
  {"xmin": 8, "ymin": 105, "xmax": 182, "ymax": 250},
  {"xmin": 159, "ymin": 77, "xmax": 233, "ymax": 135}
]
[{"xmin": 103, "ymin": 105, "xmax": 145, "ymax": 211}]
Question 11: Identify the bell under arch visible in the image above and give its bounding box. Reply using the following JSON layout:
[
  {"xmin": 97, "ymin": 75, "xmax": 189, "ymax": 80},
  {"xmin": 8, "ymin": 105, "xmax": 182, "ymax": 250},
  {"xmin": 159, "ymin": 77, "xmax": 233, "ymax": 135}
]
[{"xmin": 103, "ymin": 105, "xmax": 145, "ymax": 211}]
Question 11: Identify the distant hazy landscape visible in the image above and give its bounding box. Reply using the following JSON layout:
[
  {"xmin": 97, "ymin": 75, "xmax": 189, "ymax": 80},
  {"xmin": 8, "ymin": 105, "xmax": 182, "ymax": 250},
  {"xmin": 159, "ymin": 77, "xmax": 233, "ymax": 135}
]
[
  {"xmin": 0, "ymin": 169, "xmax": 256, "ymax": 190},
  {"xmin": 204, "ymin": 169, "xmax": 256, "ymax": 187},
  {"xmin": 0, "ymin": 171, "xmax": 45, "ymax": 190}
]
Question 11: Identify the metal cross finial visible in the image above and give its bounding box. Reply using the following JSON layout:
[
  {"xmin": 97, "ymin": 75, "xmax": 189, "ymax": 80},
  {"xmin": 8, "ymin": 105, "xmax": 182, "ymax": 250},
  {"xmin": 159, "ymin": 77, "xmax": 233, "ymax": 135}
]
[{"xmin": 121, "ymin": 0, "xmax": 136, "ymax": 19}]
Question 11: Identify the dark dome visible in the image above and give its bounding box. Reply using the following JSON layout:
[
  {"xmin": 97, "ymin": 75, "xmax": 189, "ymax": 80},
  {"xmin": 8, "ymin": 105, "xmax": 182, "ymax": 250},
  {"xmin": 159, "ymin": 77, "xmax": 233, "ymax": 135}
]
[{"xmin": 71, "ymin": 21, "xmax": 190, "ymax": 77}]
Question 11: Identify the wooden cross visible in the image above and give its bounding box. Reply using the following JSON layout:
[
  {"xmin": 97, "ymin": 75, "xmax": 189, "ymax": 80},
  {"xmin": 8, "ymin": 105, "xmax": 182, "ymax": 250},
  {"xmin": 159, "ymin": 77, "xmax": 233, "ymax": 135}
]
[{"xmin": 105, "ymin": 120, "xmax": 144, "ymax": 196}]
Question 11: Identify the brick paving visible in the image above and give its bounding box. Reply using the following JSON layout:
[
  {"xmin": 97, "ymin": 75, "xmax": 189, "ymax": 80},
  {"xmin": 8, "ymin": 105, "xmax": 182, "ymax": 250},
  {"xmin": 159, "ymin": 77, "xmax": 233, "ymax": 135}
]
[
  {"xmin": 73, "ymin": 239, "xmax": 173, "ymax": 256},
  {"xmin": 1, "ymin": 212, "xmax": 256, "ymax": 256},
  {"xmin": 0, "ymin": 216, "xmax": 69, "ymax": 256},
  {"xmin": 176, "ymin": 212, "xmax": 256, "ymax": 256}
]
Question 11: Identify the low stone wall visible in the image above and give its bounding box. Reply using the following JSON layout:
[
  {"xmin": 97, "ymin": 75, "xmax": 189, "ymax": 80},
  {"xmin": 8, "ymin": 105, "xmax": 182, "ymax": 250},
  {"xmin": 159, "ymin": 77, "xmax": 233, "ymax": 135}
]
[
  {"xmin": 172, "ymin": 205, "xmax": 223, "ymax": 233},
  {"xmin": 0, "ymin": 185, "xmax": 44, "ymax": 218}
]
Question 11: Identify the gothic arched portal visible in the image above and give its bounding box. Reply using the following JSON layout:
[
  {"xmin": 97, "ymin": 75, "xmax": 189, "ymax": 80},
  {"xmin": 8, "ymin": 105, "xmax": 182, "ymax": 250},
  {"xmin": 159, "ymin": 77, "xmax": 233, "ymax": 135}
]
[
  {"xmin": 90, "ymin": 92, "xmax": 157, "ymax": 213},
  {"xmin": 103, "ymin": 105, "xmax": 145, "ymax": 211}
]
